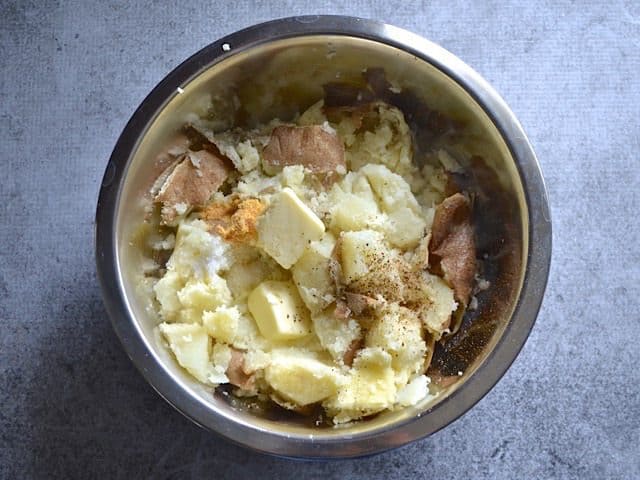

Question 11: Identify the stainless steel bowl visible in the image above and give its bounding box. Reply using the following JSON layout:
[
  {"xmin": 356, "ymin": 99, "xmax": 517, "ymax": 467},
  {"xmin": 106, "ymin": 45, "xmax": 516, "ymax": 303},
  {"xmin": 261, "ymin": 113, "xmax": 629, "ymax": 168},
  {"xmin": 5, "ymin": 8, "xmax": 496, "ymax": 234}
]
[{"xmin": 96, "ymin": 16, "xmax": 551, "ymax": 458}]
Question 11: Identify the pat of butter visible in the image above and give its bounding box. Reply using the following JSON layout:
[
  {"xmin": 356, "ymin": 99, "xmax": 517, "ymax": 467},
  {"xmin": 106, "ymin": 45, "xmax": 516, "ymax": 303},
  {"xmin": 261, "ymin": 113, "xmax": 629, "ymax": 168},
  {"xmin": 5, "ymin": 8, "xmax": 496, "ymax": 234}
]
[
  {"xmin": 247, "ymin": 280, "xmax": 312, "ymax": 340},
  {"xmin": 257, "ymin": 187, "xmax": 325, "ymax": 269},
  {"xmin": 265, "ymin": 355, "xmax": 343, "ymax": 405}
]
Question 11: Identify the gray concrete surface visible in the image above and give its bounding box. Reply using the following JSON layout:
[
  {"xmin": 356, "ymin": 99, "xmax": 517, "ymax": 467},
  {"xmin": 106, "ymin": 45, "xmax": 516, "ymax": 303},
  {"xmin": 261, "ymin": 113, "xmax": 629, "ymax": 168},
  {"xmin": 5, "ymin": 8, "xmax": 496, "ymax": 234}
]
[{"xmin": 1, "ymin": 1, "xmax": 639, "ymax": 478}]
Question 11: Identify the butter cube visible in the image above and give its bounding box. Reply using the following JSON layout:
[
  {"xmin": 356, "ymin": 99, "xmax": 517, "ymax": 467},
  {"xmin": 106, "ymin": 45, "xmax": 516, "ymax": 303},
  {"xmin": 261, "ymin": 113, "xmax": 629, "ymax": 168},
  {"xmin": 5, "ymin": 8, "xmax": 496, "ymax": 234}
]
[
  {"xmin": 265, "ymin": 354, "xmax": 343, "ymax": 405},
  {"xmin": 159, "ymin": 323, "xmax": 212, "ymax": 383},
  {"xmin": 247, "ymin": 280, "xmax": 312, "ymax": 340},
  {"xmin": 257, "ymin": 188, "xmax": 325, "ymax": 269}
]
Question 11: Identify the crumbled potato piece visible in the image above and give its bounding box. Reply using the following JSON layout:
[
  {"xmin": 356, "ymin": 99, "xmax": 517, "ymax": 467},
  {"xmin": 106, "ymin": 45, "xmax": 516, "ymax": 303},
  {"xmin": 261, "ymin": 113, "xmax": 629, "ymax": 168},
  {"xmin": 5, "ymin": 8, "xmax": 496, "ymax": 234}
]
[
  {"xmin": 323, "ymin": 348, "xmax": 397, "ymax": 424},
  {"xmin": 344, "ymin": 103, "xmax": 414, "ymax": 179},
  {"xmin": 202, "ymin": 306, "xmax": 240, "ymax": 344},
  {"xmin": 155, "ymin": 274, "xmax": 231, "ymax": 323},
  {"xmin": 366, "ymin": 304, "xmax": 427, "ymax": 386},
  {"xmin": 339, "ymin": 230, "xmax": 405, "ymax": 302},
  {"xmin": 212, "ymin": 342, "xmax": 232, "ymax": 371},
  {"xmin": 383, "ymin": 207, "xmax": 426, "ymax": 250},
  {"xmin": 291, "ymin": 234, "xmax": 336, "ymax": 314},
  {"xmin": 330, "ymin": 192, "xmax": 381, "ymax": 232},
  {"xmin": 159, "ymin": 323, "xmax": 213, "ymax": 384},
  {"xmin": 225, "ymin": 255, "xmax": 284, "ymax": 301},
  {"xmin": 153, "ymin": 221, "xmax": 233, "ymax": 322},
  {"xmin": 211, "ymin": 133, "xmax": 261, "ymax": 173},
  {"xmin": 165, "ymin": 220, "xmax": 231, "ymax": 279},
  {"xmin": 154, "ymin": 271, "xmax": 184, "ymax": 319},
  {"xmin": 420, "ymin": 273, "xmax": 457, "ymax": 335},
  {"xmin": 339, "ymin": 230, "xmax": 387, "ymax": 284},
  {"xmin": 227, "ymin": 308, "xmax": 264, "ymax": 351},
  {"xmin": 311, "ymin": 309, "xmax": 362, "ymax": 364},
  {"xmin": 177, "ymin": 279, "xmax": 230, "ymax": 311},
  {"xmin": 329, "ymin": 165, "xmax": 425, "ymax": 248},
  {"xmin": 361, "ymin": 163, "xmax": 421, "ymax": 214}
]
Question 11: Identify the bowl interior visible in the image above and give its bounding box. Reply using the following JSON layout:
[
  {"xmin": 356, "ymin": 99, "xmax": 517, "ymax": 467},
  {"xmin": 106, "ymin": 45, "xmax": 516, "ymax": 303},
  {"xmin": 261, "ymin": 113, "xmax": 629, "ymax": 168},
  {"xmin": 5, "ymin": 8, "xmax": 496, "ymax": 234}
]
[{"xmin": 111, "ymin": 33, "xmax": 528, "ymax": 451}]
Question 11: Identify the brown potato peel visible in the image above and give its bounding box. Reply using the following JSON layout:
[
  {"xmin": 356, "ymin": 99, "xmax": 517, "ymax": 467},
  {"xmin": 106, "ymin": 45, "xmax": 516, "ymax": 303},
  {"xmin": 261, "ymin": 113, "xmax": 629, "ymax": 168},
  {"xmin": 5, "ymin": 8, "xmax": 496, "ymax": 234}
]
[
  {"xmin": 154, "ymin": 149, "xmax": 233, "ymax": 224},
  {"xmin": 226, "ymin": 349, "xmax": 255, "ymax": 391},
  {"xmin": 429, "ymin": 193, "xmax": 476, "ymax": 307},
  {"xmin": 262, "ymin": 125, "xmax": 345, "ymax": 175}
]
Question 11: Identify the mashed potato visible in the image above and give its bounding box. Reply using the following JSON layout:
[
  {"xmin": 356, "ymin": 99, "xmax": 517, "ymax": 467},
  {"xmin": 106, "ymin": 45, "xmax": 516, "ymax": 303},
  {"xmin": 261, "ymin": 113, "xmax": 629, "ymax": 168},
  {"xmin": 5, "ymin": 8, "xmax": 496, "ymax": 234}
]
[{"xmin": 144, "ymin": 99, "xmax": 472, "ymax": 424}]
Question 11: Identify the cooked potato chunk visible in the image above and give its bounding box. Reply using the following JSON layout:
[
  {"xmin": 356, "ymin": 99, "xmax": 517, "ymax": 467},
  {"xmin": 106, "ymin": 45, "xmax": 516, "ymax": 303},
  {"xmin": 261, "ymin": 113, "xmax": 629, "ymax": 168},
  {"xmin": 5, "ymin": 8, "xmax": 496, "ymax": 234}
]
[
  {"xmin": 366, "ymin": 304, "xmax": 426, "ymax": 385},
  {"xmin": 421, "ymin": 273, "xmax": 456, "ymax": 335},
  {"xmin": 330, "ymin": 192, "xmax": 381, "ymax": 232},
  {"xmin": 324, "ymin": 348, "xmax": 397, "ymax": 424},
  {"xmin": 361, "ymin": 163, "xmax": 420, "ymax": 214},
  {"xmin": 291, "ymin": 234, "xmax": 336, "ymax": 313},
  {"xmin": 159, "ymin": 323, "xmax": 213, "ymax": 383},
  {"xmin": 202, "ymin": 306, "xmax": 240, "ymax": 344},
  {"xmin": 311, "ymin": 309, "xmax": 362, "ymax": 364},
  {"xmin": 339, "ymin": 230, "xmax": 387, "ymax": 284},
  {"xmin": 382, "ymin": 207, "xmax": 426, "ymax": 249}
]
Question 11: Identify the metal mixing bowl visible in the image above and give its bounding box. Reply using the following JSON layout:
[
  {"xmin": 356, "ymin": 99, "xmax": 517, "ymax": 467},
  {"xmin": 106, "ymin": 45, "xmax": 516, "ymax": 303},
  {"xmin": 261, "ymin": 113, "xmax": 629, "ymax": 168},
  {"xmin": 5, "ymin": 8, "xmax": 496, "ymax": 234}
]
[{"xmin": 95, "ymin": 16, "xmax": 551, "ymax": 458}]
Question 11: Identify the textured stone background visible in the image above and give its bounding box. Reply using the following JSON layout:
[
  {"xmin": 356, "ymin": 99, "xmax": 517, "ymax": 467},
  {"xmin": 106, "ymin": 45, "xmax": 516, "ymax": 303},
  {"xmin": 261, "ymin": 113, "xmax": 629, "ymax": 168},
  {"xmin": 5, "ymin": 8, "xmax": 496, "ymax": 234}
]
[{"xmin": 1, "ymin": 1, "xmax": 639, "ymax": 479}]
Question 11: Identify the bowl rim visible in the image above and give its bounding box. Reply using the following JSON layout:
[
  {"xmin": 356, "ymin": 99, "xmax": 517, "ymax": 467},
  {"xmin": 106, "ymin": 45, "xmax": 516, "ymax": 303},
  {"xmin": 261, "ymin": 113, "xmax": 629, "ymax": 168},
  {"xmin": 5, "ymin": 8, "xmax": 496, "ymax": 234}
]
[{"xmin": 95, "ymin": 15, "xmax": 552, "ymax": 459}]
